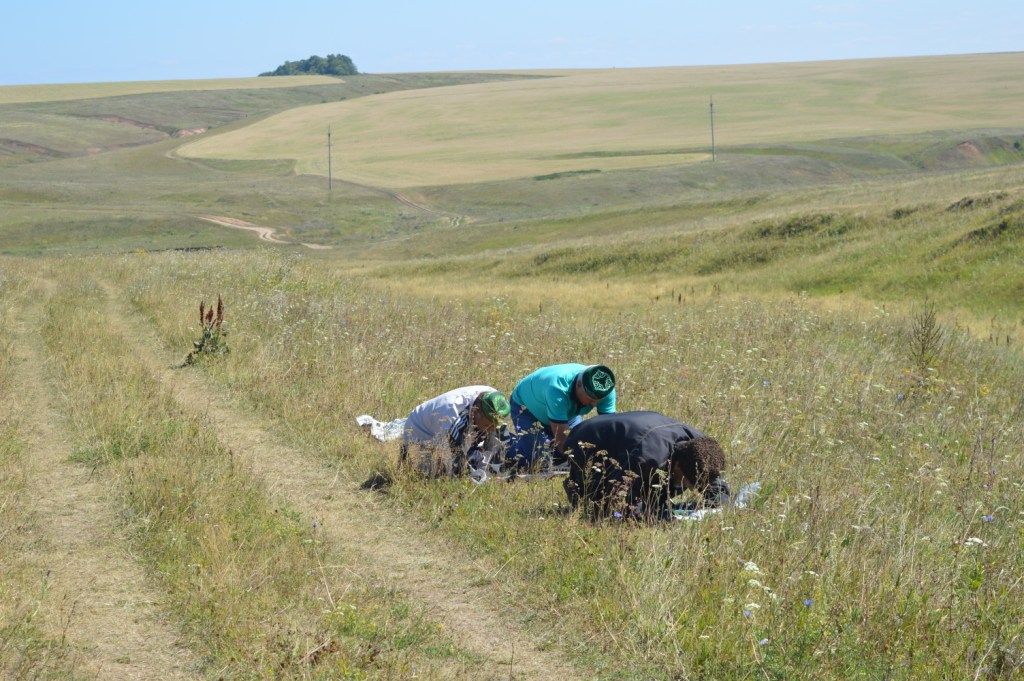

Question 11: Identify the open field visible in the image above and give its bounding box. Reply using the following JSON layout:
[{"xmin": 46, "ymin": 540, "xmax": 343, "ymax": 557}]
[
  {"xmin": 0, "ymin": 75, "xmax": 342, "ymax": 104},
  {"xmin": 106, "ymin": 250, "xmax": 1024, "ymax": 677},
  {"xmin": 1, "ymin": 53, "xmax": 1023, "ymax": 678},
  {"xmin": 178, "ymin": 53, "xmax": 1024, "ymax": 186},
  {"xmin": 0, "ymin": 73, "xmax": 534, "ymax": 167}
]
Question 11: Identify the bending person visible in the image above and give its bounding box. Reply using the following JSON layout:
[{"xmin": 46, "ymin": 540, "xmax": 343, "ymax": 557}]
[
  {"xmin": 506, "ymin": 364, "xmax": 616, "ymax": 470},
  {"xmin": 401, "ymin": 386, "xmax": 511, "ymax": 477},
  {"xmin": 561, "ymin": 411, "xmax": 730, "ymax": 521}
]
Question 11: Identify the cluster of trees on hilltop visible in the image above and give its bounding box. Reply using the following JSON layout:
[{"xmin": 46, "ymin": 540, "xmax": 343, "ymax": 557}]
[{"xmin": 259, "ymin": 54, "xmax": 358, "ymax": 77}]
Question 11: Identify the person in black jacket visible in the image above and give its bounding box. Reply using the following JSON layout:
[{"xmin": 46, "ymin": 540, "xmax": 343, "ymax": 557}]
[{"xmin": 561, "ymin": 411, "xmax": 730, "ymax": 521}]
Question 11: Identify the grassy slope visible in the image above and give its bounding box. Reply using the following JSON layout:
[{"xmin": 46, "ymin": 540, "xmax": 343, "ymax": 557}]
[
  {"xmin": 360, "ymin": 177, "xmax": 1024, "ymax": 321},
  {"xmin": 0, "ymin": 74, "xmax": 537, "ymax": 253},
  {"xmin": 111, "ymin": 249, "xmax": 1024, "ymax": 679},
  {"xmin": 30, "ymin": 263, "xmax": 471, "ymax": 678},
  {"xmin": 0, "ymin": 73, "xmax": 534, "ymax": 164},
  {"xmin": 0, "ymin": 137, "xmax": 435, "ymax": 253},
  {"xmin": 400, "ymin": 128, "xmax": 1024, "ymax": 223},
  {"xmin": 178, "ymin": 53, "xmax": 1024, "ymax": 187},
  {"xmin": 0, "ymin": 211, "xmax": 255, "ymax": 257},
  {"xmin": 0, "ymin": 75, "xmax": 340, "ymax": 104},
  {"xmin": 1, "ymin": 55, "xmax": 1023, "ymax": 679}
]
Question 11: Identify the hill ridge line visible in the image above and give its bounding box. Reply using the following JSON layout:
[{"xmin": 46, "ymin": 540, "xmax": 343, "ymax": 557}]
[{"xmin": 99, "ymin": 280, "xmax": 582, "ymax": 681}]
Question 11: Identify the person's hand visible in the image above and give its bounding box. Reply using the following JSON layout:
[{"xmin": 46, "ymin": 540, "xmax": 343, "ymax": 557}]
[{"xmin": 550, "ymin": 422, "xmax": 570, "ymax": 452}]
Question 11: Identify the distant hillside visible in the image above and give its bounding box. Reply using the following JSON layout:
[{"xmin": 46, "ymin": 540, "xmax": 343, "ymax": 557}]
[
  {"xmin": 185, "ymin": 52, "xmax": 1024, "ymax": 189},
  {"xmin": 259, "ymin": 54, "xmax": 358, "ymax": 77}
]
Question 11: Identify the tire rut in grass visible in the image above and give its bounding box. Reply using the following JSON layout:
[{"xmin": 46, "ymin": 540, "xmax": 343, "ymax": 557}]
[
  {"xmin": 101, "ymin": 281, "xmax": 579, "ymax": 681},
  {"xmin": 12, "ymin": 281, "xmax": 200, "ymax": 681}
]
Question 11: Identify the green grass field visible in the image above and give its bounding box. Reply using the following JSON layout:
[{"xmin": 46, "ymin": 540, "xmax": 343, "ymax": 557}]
[
  {"xmin": 178, "ymin": 53, "xmax": 1024, "ymax": 186},
  {"xmin": 0, "ymin": 54, "xmax": 1022, "ymax": 679}
]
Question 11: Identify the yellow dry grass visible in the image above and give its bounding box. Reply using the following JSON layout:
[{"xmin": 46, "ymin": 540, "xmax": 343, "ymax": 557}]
[
  {"xmin": 0, "ymin": 75, "xmax": 341, "ymax": 104},
  {"xmin": 178, "ymin": 52, "xmax": 1024, "ymax": 187}
]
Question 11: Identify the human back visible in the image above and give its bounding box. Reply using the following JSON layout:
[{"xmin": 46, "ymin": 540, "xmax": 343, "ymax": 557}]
[
  {"xmin": 562, "ymin": 411, "xmax": 724, "ymax": 521},
  {"xmin": 510, "ymin": 363, "xmax": 616, "ymax": 426},
  {"xmin": 404, "ymin": 385, "xmax": 498, "ymax": 445}
]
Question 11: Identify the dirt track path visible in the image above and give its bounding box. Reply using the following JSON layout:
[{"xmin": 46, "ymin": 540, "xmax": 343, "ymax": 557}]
[
  {"xmin": 391, "ymin": 190, "xmax": 447, "ymax": 216},
  {"xmin": 103, "ymin": 284, "xmax": 579, "ymax": 681},
  {"xmin": 11, "ymin": 282, "xmax": 200, "ymax": 680},
  {"xmin": 336, "ymin": 179, "xmax": 468, "ymax": 227},
  {"xmin": 197, "ymin": 214, "xmax": 333, "ymax": 250}
]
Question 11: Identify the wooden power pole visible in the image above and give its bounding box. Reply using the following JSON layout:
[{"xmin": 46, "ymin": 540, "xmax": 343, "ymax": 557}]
[{"xmin": 709, "ymin": 96, "xmax": 716, "ymax": 162}]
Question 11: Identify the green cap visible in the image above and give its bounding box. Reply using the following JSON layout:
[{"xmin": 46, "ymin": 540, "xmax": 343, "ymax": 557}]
[
  {"xmin": 580, "ymin": 365, "xmax": 616, "ymax": 399},
  {"xmin": 479, "ymin": 391, "xmax": 511, "ymax": 423}
]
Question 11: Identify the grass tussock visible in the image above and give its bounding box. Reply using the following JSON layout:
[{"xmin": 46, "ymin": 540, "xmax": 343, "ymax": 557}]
[
  {"xmin": 112, "ymin": 250, "xmax": 1024, "ymax": 679},
  {"xmin": 40, "ymin": 273, "xmax": 468, "ymax": 679},
  {"xmin": 750, "ymin": 213, "xmax": 860, "ymax": 239}
]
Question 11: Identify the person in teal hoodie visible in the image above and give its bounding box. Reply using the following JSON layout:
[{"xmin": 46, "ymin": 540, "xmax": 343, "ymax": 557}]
[{"xmin": 506, "ymin": 363, "xmax": 616, "ymax": 470}]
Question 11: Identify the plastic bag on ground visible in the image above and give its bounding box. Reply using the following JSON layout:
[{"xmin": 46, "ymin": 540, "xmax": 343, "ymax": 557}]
[{"xmin": 356, "ymin": 414, "xmax": 406, "ymax": 442}]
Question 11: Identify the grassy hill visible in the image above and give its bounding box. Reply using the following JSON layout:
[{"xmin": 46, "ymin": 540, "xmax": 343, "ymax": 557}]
[
  {"xmin": 0, "ymin": 73, "xmax": 534, "ymax": 167},
  {"xmin": 178, "ymin": 52, "xmax": 1024, "ymax": 187},
  {"xmin": 0, "ymin": 75, "xmax": 341, "ymax": 104},
  {"xmin": 1, "ymin": 55, "xmax": 1023, "ymax": 679}
]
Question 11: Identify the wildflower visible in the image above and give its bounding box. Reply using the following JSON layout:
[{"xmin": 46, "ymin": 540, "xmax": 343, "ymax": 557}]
[
  {"xmin": 758, "ymin": 638, "xmax": 769, "ymax": 646},
  {"xmin": 963, "ymin": 537, "xmax": 988, "ymax": 548},
  {"xmin": 981, "ymin": 514, "xmax": 994, "ymax": 523},
  {"xmin": 743, "ymin": 609, "xmax": 753, "ymax": 618},
  {"xmin": 742, "ymin": 561, "xmax": 761, "ymax": 574},
  {"xmin": 803, "ymin": 598, "xmax": 813, "ymax": 607}
]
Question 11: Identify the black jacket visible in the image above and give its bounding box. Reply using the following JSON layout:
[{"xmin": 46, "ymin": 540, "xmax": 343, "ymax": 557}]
[{"xmin": 562, "ymin": 411, "xmax": 704, "ymax": 520}]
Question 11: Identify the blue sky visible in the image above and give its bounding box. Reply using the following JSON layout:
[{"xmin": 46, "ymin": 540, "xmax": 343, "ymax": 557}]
[{"xmin": 2, "ymin": 1, "xmax": 1021, "ymax": 84}]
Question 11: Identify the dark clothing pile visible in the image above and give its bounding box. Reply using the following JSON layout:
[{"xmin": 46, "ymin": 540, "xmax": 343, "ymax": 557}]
[{"xmin": 562, "ymin": 411, "xmax": 715, "ymax": 521}]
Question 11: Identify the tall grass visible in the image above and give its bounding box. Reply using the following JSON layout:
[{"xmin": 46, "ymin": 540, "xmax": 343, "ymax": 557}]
[
  {"xmin": 40, "ymin": 271, "xmax": 468, "ymax": 679},
  {"xmin": 368, "ymin": 192, "xmax": 1024, "ymax": 326},
  {"xmin": 114, "ymin": 250, "xmax": 1024, "ymax": 678}
]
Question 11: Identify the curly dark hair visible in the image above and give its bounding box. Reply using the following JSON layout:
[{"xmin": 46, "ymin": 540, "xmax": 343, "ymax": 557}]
[{"xmin": 672, "ymin": 436, "xmax": 726, "ymax": 492}]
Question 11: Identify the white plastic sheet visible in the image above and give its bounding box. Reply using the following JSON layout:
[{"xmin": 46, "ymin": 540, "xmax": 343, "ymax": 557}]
[
  {"xmin": 672, "ymin": 481, "xmax": 761, "ymax": 521},
  {"xmin": 355, "ymin": 414, "xmax": 406, "ymax": 442}
]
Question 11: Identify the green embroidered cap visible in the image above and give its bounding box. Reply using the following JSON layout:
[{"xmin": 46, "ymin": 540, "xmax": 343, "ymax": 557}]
[
  {"xmin": 479, "ymin": 390, "xmax": 511, "ymax": 422},
  {"xmin": 580, "ymin": 364, "xmax": 616, "ymax": 399}
]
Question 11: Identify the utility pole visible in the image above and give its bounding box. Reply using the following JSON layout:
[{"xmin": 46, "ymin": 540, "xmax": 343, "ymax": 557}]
[
  {"xmin": 709, "ymin": 95, "xmax": 716, "ymax": 162},
  {"xmin": 327, "ymin": 126, "xmax": 333, "ymax": 191}
]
